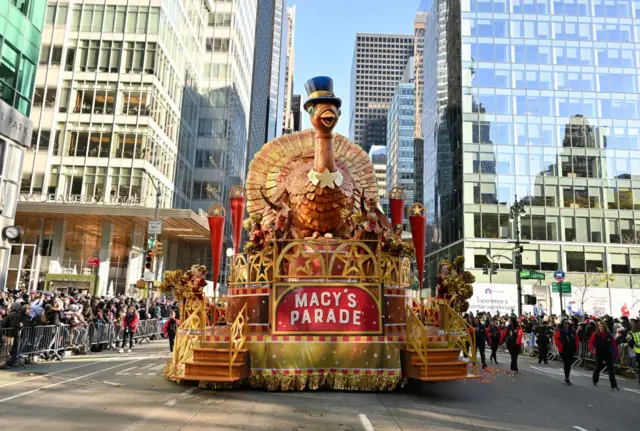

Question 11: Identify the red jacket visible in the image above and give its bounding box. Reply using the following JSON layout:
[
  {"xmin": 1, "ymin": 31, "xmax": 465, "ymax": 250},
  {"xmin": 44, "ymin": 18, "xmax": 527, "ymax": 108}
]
[
  {"xmin": 588, "ymin": 331, "xmax": 619, "ymax": 360},
  {"xmin": 500, "ymin": 327, "xmax": 523, "ymax": 347},
  {"xmin": 554, "ymin": 328, "xmax": 580, "ymax": 354},
  {"xmin": 123, "ymin": 312, "xmax": 139, "ymax": 332},
  {"xmin": 163, "ymin": 317, "xmax": 179, "ymax": 336}
]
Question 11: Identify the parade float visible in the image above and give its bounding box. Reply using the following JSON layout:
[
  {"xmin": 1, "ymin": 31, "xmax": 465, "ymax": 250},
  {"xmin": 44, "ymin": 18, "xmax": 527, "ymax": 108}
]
[{"xmin": 164, "ymin": 77, "xmax": 477, "ymax": 391}]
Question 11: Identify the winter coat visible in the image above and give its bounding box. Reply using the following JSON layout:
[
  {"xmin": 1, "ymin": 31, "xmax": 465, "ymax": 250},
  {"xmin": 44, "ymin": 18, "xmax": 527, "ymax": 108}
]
[
  {"xmin": 123, "ymin": 312, "xmax": 139, "ymax": 333},
  {"xmin": 163, "ymin": 318, "xmax": 179, "ymax": 337},
  {"xmin": 554, "ymin": 328, "xmax": 579, "ymax": 355},
  {"xmin": 536, "ymin": 326, "xmax": 552, "ymax": 346},
  {"xmin": 588, "ymin": 331, "xmax": 619, "ymax": 360},
  {"xmin": 501, "ymin": 326, "xmax": 523, "ymax": 349}
]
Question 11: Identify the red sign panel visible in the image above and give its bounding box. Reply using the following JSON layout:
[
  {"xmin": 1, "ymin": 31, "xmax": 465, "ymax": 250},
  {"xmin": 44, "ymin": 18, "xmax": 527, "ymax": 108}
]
[
  {"xmin": 274, "ymin": 285, "xmax": 381, "ymax": 334},
  {"xmin": 87, "ymin": 257, "xmax": 100, "ymax": 266}
]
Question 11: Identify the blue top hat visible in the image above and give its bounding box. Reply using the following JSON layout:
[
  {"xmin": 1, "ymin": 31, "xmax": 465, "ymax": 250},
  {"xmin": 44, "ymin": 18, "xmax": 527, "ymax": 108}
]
[{"xmin": 304, "ymin": 76, "xmax": 342, "ymax": 112}]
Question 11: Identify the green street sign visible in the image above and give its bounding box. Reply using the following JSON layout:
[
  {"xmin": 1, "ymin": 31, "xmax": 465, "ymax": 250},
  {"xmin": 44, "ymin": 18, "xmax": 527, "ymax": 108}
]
[
  {"xmin": 520, "ymin": 270, "xmax": 545, "ymax": 280},
  {"xmin": 552, "ymin": 282, "xmax": 571, "ymax": 293}
]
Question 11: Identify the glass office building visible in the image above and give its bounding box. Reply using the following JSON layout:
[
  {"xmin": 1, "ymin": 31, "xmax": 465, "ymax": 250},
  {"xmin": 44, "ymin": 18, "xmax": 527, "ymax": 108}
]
[
  {"xmin": 423, "ymin": 0, "xmax": 640, "ymax": 315},
  {"xmin": 386, "ymin": 58, "xmax": 416, "ymax": 230}
]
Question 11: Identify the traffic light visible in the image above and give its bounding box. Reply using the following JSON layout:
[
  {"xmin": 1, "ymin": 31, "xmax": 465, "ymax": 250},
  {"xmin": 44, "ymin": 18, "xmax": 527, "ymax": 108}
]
[
  {"xmin": 524, "ymin": 294, "xmax": 537, "ymax": 305},
  {"xmin": 155, "ymin": 241, "xmax": 163, "ymax": 256},
  {"xmin": 482, "ymin": 264, "xmax": 489, "ymax": 275},
  {"xmin": 491, "ymin": 263, "xmax": 498, "ymax": 275},
  {"xmin": 514, "ymin": 253, "xmax": 523, "ymax": 271},
  {"xmin": 145, "ymin": 249, "xmax": 154, "ymax": 271}
]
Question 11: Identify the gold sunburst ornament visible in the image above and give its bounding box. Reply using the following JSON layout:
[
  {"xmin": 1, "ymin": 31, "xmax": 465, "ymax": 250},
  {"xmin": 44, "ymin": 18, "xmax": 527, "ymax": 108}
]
[
  {"xmin": 208, "ymin": 203, "xmax": 226, "ymax": 217},
  {"xmin": 408, "ymin": 202, "xmax": 425, "ymax": 216}
]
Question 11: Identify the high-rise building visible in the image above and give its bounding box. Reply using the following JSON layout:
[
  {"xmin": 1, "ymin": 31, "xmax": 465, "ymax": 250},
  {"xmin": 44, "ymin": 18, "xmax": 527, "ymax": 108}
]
[
  {"xmin": 8, "ymin": 0, "xmax": 259, "ymax": 294},
  {"xmin": 386, "ymin": 58, "xmax": 415, "ymax": 231},
  {"xmin": 247, "ymin": 0, "xmax": 286, "ymax": 166},
  {"xmin": 349, "ymin": 33, "xmax": 413, "ymax": 153},
  {"xmin": 0, "ymin": 0, "xmax": 44, "ymax": 290},
  {"xmin": 281, "ymin": 5, "xmax": 295, "ymax": 135},
  {"xmin": 291, "ymin": 94, "xmax": 301, "ymax": 132},
  {"xmin": 423, "ymin": 0, "xmax": 640, "ymax": 315},
  {"xmin": 368, "ymin": 145, "xmax": 388, "ymax": 214},
  {"xmin": 413, "ymin": 11, "xmax": 427, "ymax": 205}
]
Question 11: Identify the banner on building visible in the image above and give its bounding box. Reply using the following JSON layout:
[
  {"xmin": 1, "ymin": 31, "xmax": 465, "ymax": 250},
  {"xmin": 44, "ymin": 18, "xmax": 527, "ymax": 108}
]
[{"xmin": 468, "ymin": 283, "xmax": 518, "ymax": 315}]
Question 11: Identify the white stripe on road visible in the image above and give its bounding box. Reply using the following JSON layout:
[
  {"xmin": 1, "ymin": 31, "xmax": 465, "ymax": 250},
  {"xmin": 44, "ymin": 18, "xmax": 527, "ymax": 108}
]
[
  {"xmin": 358, "ymin": 413, "xmax": 375, "ymax": 431},
  {"xmin": 149, "ymin": 364, "xmax": 165, "ymax": 372},
  {"xmin": 623, "ymin": 388, "xmax": 640, "ymax": 395},
  {"xmin": 115, "ymin": 367, "xmax": 138, "ymax": 376},
  {"xmin": 0, "ymin": 361, "xmax": 98, "ymax": 388},
  {"xmin": 0, "ymin": 358, "xmax": 145, "ymax": 404},
  {"xmin": 573, "ymin": 426, "xmax": 588, "ymax": 431},
  {"xmin": 164, "ymin": 387, "xmax": 197, "ymax": 407}
]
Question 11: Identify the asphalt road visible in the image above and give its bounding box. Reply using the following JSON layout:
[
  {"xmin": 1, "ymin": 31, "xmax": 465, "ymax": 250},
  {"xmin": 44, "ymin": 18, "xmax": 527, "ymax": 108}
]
[{"xmin": 0, "ymin": 342, "xmax": 638, "ymax": 431}]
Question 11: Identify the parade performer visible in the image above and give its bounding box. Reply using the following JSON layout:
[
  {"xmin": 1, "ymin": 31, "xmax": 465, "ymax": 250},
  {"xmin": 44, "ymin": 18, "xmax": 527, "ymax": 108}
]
[
  {"xmin": 554, "ymin": 319, "xmax": 579, "ymax": 386},
  {"xmin": 473, "ymin": 317, "xmax": 488, "ymax": 369},
  {"xmin": 163, "ymin": 309, "xmax": 179, "ymax": 353},
  {"xmin": 536, "ymin": 320, "xmax": 552, "ymax": 364},
  {"xmin": 488, "ymin": 319, "xmax": 501, "ymax": 364},
  {"xmin": 120, "ymin": 305, "xmax": 139, "ymax": 353},
  {"xmin": 588, "ymin": 320, "xmax": 619, "ymax": 390},
  {"xmin": 501, "ymin": 317, "xmax": 523, "ymax": 373}
]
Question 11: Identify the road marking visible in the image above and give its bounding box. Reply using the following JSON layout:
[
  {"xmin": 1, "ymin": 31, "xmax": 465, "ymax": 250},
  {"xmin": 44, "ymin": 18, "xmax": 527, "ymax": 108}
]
[
  {"xmin": 573, "ymin": 426, "xmax": 588, "ymax": 431},
  {"xmin": 0, "ymin": 361, "xmax": 99, "ymax": 388},
  {"xmin": 115, "ymin": 367, "xmax": 138, "ymax": 376},
  {"xmin": 623, "ymin": 388, "xmax": 640, "ymax": 394},
  {"xmin": 0, "ymin": 358, "xmax": 145, "ymax": 404},
  {"xmin": 149, "ymin": 364, "xmax": 165, "ymax": 372},
  {"xmin": 358, "ymin": 413, "xmax": 375, "ymax": 431},
  {"xmin": 530, "ymin": 366, "xmax": 592, "ymax": 379},
  {"xmin": 164, "ymin": 387, "xmax": 197, "ymax": 407}
]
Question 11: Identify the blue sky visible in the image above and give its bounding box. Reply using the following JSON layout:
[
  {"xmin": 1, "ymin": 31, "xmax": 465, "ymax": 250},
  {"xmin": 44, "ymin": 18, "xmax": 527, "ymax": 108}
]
[{"xmin": 290, "ymin": 0, "xmax": 421, "ymax": 136}]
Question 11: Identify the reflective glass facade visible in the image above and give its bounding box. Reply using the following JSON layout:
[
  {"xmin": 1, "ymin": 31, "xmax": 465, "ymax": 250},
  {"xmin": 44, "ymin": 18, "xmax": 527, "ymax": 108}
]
[
  {"xmin": 423, "ymin": 0, "xmax": 640, "ymax": 297},
  {"xmin": 387, "ymin": 77, "xmax": 416, "ymax": 230},
  {"xmin": 0, "ymin": 0, "xmax": 45, "ymax": 116}
]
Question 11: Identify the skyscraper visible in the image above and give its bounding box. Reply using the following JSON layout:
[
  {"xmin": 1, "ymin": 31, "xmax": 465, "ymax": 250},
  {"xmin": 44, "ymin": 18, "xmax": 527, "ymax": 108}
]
[
  {"xmin": 349, "ymin": 33, "xmax": 413, "ymax": 153},
  {"xmin": 386, "ymin": 58, "xmax": 415, "ymax": 231},
  {"xmin": 0, "ymin": 0, "xmax": 44, "ymax": 290},
  {"xmin": 422, "ymin": 0, "xmax": 640, "ymax": 314},
  {"xmin": 291, "ymin": 94, "xmax": 301, "ymax": 133},
  {"xmin": 247, "ymin": 0, "xmax": 286, "ymax": 166},
  {"xmin": 281, "ymin": 5, "xmax": 295, "ymax": 135},
  {"xmin": 413, "ymin": 11, "xmax": 427, "ymax": 205}
]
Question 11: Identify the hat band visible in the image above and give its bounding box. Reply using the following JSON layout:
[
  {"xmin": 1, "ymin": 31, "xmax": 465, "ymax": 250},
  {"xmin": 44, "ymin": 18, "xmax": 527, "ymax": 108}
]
[{"xmin": 308, "ymin": 90, "xmax": 333, "ymax": 99}]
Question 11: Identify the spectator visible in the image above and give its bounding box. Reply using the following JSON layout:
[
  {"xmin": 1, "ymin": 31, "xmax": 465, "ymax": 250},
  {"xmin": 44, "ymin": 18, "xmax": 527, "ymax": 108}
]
[{"xmin": 120, "ymin": 305, "xmax": 139, "ymax": 354}]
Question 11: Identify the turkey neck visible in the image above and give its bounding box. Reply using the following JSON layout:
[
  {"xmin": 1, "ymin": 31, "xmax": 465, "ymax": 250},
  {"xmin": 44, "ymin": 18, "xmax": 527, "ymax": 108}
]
[{"xmin": 314, "ymin": 133, "xmax": 337, "ymax": 173}]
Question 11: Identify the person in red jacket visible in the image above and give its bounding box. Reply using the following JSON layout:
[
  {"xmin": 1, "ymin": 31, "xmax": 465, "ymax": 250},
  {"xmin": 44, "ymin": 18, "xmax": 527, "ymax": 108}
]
[
  {"xmin": 501, "ymin": 317, "xmax": 523, "ymax": 373},
  {"xmin": 163, "ymin": 310, "xmax": 179, "ymax": 353},
  {"xmin": 554, "ymin": 319, "xmax": 580, "ymax": 386},
  {"xmin": 119, "ymin": 305, "xmax": 139, "ymax": 353},
  {"xmin": 588, "ymin": 320, "xmax": 619, "ymax": 390}
]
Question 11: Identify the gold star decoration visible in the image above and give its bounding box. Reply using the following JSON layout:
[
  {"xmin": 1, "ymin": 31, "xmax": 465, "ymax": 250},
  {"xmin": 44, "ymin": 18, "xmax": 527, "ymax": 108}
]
[
  {"xmin": 410, "ymin": 203, "xmax": 425, "ymax": 216},
  {"xmin": 213, "ymin": 208, "xmax": 222, "ymax": 215},
  {"xmin": 307, "ymin": 168, "xmax": 344, "ymax": 189}
]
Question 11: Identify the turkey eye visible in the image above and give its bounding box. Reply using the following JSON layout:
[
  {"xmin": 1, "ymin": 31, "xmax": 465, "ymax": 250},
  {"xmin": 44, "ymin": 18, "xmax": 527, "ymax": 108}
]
[
  {"xmin": 307, "ymin": 106, "xmax": 315, "ymax": 115},
  {"xmin": 338, "ymin": 109, "xmax": 342, "ymax": 117}
]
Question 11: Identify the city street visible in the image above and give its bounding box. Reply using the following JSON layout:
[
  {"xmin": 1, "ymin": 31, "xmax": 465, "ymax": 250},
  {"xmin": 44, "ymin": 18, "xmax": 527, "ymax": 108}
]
[{"xmin": 0, "ymin": 341, "xmax": 638, "ymax": 431}]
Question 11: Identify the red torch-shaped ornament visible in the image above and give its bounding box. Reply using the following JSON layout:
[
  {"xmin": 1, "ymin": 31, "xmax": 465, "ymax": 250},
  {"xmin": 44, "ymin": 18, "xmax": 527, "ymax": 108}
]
[
  {"xmin": 229, "ymin": 186, "xmax": 246, "ymax": 254},
  {"xmin": 408, "ymin": 203, "xmax": 426, "ymax": 291},
  {"xmin": 389, "ymin": 187, "xmax": 406, "ymax": 227},
  {"xmin": 207, "ymin": 203, "xmax": 226, "ymax": 297}
]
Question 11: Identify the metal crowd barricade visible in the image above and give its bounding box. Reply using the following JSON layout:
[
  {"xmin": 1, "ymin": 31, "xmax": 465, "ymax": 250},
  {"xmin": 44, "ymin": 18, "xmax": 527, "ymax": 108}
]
[{"xmin": 0, "ymin": 327, "xmax": 15, "ymax": 361}]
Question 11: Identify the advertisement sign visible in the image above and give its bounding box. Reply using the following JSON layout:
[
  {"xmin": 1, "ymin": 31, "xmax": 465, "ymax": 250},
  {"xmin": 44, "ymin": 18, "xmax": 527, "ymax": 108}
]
[
  {"xmin": 273, "ymin": 284, "xmax": 382, "ymax": 334},
  {"xmin": 87, "ymin": 257, "xmax": 100, "ymax": 266},
  {"xmin": 468, "ymin": 283, "xmax": 518, "ymax": 315}
]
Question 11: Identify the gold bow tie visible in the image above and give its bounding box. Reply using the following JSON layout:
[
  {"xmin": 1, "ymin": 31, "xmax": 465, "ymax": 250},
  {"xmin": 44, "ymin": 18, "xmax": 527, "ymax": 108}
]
[{"xmin": 307, "ymin": 168, "xmax": 344, "ymax": 189}]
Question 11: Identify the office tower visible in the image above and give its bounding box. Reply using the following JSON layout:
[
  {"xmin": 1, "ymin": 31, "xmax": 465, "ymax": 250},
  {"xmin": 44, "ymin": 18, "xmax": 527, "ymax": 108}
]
[
  {"xmin": 291, "ymin": 94, "xmax": 301, "ymax": 132},
  {"xmin": 281, "ymin": 5, "xmax": 295, "ymax": 135},
  {"xmin": 386, "ymin": 58, "xmax": 415, "ymax": 231},
  {"xmin": 247, "ymin": 0, "xmax": 286, "ymax": 166},
  {"xmin": 0, "ymin": 0, "xmax": 44, "ymax": 290},
  {"xmin": 9, "ymin": 0, "xmax": 257, "ymax": 294},
  {"xmin": 349, "ymin": 33, "xmax": 413, "ymax": 153},
  {"xmin": 413, "ymin": 11, "xmax": 427, "ymax": 205},
  {"xmin": 368, "ymin": 145, "xmax": 388, "ymax": 214},
  {"xmin": 195, "ymin": 0, "xmax": 258, "ymax": 212},
  {"xmin": 422, "ymin": 0, "xmax": 640, "ymax": 313}
]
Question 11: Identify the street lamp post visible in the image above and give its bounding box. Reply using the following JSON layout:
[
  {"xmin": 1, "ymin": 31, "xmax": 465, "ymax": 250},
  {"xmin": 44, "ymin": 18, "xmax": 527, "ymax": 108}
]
[
  {"xmin": 509, "ymin": 195, "xmax": 527, "ymax": 317},
  {"xmin": 144, "ymin": 171, "xmax": 161, "ymax": 311}
]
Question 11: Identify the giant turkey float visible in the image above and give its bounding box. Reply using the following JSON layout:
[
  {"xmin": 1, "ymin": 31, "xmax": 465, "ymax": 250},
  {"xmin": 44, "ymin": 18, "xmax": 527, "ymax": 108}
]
[{"xmin": 164, "ymin": 77, "xmax": 478, "ymax": 390}]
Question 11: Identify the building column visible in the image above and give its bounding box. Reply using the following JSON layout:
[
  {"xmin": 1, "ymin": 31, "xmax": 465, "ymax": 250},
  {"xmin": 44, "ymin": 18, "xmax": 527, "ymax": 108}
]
[
  {"xmin": 48, "ymin": 220, "xmax": 68, "ymax": 274},
  {"xmin": 125, "ymin": 224, "xmax": 146, "ymax": 297},
  {"xmin": 167, "ymin": 239, "xmax": 179, "ymax": 272},
  {"xmin": 97, "ymin": 222, "xmax": 114, "ymax": 296}
]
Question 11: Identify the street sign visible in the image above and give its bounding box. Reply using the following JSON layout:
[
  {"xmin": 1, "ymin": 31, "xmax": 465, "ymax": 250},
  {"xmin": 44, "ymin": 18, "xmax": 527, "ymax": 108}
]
[
  {"xmin": 148, "ymin": 220, "xmax": 162, "ymax": 235},
  {"xmin": 521, "ymin": 270, "xmax": 545, "ymax": 280},
  {"xmin": 553, "ymin": 269, "xmax": 565, "ymax": 282},
  {"xmin": 144, "ymin": 270, "xmax": 155, "ymax": 282},
  {"xmin": 87, "ymin": 257, "xmax": 100, "ymax": 266},
  {"xmin": 552, "ymin": 282, "xmax": 571, "ymax": 293}
]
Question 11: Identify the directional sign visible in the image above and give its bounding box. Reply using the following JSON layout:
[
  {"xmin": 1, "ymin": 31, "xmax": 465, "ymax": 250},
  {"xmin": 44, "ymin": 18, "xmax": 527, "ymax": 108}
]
[
  {"xmin": 148, "ymin": 220, "xmax": 162, "ymax": 235},
  {"xmin": 521, "ymin": 270, "xmax": 545, "ymax": 280},
  {"xmin": 144, "ymin": 270, "xmax": 155, "ymax": 282},
  {"xmin": 552, "ymin": 282, "xmax": 571, "ymax": 293},
  {"xmin": 553, "ymin": 270, "xmax": 565, "ymax": 282}
]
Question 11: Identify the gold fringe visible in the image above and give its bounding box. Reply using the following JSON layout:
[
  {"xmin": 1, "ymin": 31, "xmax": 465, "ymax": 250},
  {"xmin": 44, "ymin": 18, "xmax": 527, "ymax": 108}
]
[{"xmin": 248, "ymin": 374, "xmax": 406, "ymax": 391}]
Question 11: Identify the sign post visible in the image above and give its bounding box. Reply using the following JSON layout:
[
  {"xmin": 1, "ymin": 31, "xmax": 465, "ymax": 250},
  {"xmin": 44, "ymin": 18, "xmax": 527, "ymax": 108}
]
[{"xmin": 553, "ymin": 270, "xmax": 567, "ymax": 316}]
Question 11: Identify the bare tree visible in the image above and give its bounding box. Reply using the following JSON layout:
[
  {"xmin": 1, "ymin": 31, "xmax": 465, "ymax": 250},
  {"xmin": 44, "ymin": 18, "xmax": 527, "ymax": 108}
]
[{"xmin": 574, "ymin": 267, "xmax": 614, "ymax": 314}]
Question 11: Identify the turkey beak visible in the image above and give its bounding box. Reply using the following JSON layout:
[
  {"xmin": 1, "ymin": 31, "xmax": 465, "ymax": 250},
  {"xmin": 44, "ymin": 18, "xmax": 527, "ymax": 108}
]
[{"xmin": 320, "ymin": 109, "xmax": 337, "ymax": 128}]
